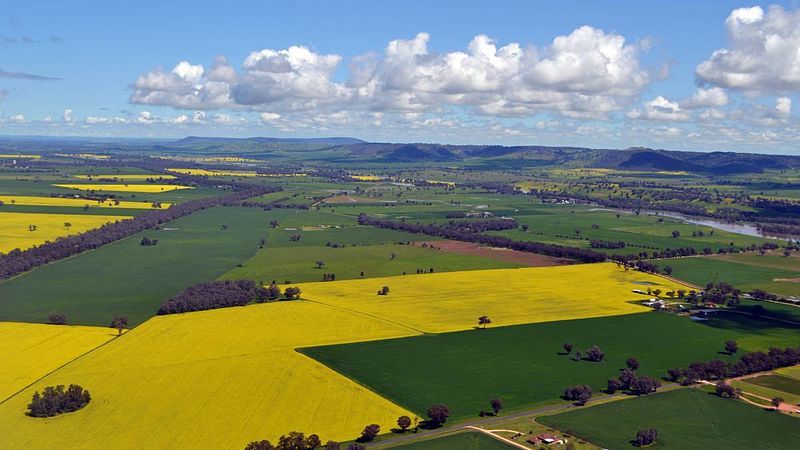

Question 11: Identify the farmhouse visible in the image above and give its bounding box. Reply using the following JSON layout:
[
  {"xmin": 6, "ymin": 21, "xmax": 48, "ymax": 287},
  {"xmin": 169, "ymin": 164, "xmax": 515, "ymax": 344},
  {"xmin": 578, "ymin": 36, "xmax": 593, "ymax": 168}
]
[{"xmin": 528, "ymin": 433, "xmax": 565, "ymax": 445}]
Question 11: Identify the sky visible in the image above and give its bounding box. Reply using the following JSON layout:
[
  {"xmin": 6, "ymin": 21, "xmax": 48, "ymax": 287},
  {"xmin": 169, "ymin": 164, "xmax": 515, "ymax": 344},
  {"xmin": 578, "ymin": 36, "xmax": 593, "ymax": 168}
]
[{"xmin": 1, "ymin": 0, "xmax": 799, "ymax": 154}]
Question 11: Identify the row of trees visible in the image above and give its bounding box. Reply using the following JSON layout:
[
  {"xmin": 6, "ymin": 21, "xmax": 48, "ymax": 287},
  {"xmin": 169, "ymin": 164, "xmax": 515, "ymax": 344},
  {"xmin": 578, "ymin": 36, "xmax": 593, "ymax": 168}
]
[
  {"xmin": 666, "ymin": 345, "xmax": 800, "ymax": 385},
  {"xmin": 158, "ymin": 280, "xmax": 301, "ymax": 315},
  {"xmin": 0, "ymin": 186, "xmax": 279, "ymax": 279},
  {"xmin": 358, "ymin": 214, "xmax": 607, "ymax": 263}
]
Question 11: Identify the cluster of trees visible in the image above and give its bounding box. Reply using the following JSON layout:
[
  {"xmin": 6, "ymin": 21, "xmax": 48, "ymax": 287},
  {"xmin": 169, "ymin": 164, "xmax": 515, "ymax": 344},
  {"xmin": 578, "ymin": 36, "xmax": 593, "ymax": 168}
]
[
  {"xmin": 140, "ymin": 236, "xmax": 158, "ymax": 246},
  {"xmin": 27, "ymin": 384, "xmax": 91, "ymax": 417},
  {"xmin": 0, "ymin": 187, "xmax": 278, "ymax": 279},
  {"xmin": 563, "ymin": 385, "xmax": 592, "ymax": 405},
  {"xmin": 244, "ymin": 431, "xmax": 341, "ymax": 450},
  {"xmin": 562, "ymin": 343, "xmax": 605, "ymax": 362},
  {"xmin": 607, "ymin": 369, "xmax": 661, "ymax": 396},
  {"xmin": 377, "ymin": 286, "xmax": 390, "ymax": 296},
  {"xmin": 589, "ymin": 239, "xmax": 626, "ymax": 249},
  {"xmin": 666, "ymin": 345, "xmax": 800, "ymax": 385},
  {"xmin": 321, "ymin": 273, "xmax": 336, "ymax": 281},
  {"xmin": 158, "ymin": 280, "xmax": 275, "ymax": 315},
  {"xmin": 358, "ymin": 214, "xmax": 607, "ymax": 263}
]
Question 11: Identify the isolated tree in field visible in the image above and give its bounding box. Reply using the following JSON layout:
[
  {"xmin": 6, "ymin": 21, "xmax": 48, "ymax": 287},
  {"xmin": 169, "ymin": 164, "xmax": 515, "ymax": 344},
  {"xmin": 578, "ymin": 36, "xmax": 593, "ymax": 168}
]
[
  {"xmin": 64, "ymin": 222, "xmax": 72, "ymax": 230},
  {"xmin": 563, "ymin": 385, "xmax": 592, "ymax": 406},
  {"xmin": 389, "ymin": 252, "xmax": 397, "ymax": 260},
  {"xmin": 725, "ymin": 340, "xmax": 738, "ymax": 355},
  {"xmin": 396, "ymin": 415, "xmax": 412, "ymax": 432},
  {"xmin": 48, "ymin": 312, "xmax": 67, "ymax": 325},
  {"xmin": 671, "ymin": 230, "xmax": 680, "ymax": 238},
  {"xmin": 771, "ymin": 397, "xmax": 784, "ymax": 408},
  {"xmin": 586, "ymin": 345, "xmax": 605, "ymax": 362},
  {"xmin": 478, "ymin": 315, "xmax": 492, "ymax": 329},
  {"xmin": 315, "ymin": 260, "xmax": 325, "ymax": 269},
  {"xmin": 221, "ymin": 224, "xmax": 228, "ymax": 230},
  {"xmin": 490, "ymin": 397, "xmax": 503, "ymax": 415},
  {"xmin": 573, "ymin": 349, "xmax": 583, "ymax": 361},
  {"xmin": 627, "ymin": 357, "xmax": 640, "ymax": 371},
  {"xmin": 634, "ymin": 429, "xmax": 657, "ymax": 447},
  {"xmin": 563, "ymin": 343, "xmax": 573, "ymax": 355},
  {"xmin": 377, "ymin": 286, "xmax": 390, "ymax": 295},
  {"xmin": 426, "ymin": 404, "xmax": 450, "ymax": 427},
  {"xmin": 269, "ymin": 220, "xmax": 279, "ymax": 228},
  {"xmin": 521, "ymin": 224, "xmax": 529, "ymax": 232},
  {"xmin": 109, "ymin": 316, "xmax": 128, "ymax": 335},
  {"xmin": 358, "ymin": 424, "xmax": 380, "ymax": 442},
  {"xmin": 28, "ymin": 224, "xmax": 37, "ymax": 231},
  {"xmin": 283, "ymin": 287, "xmax": 301, "ymax": 300},
  {"xmin": 663, "ymin": 266, "xmax": 673, "ymax": 275},
  {"xmin": 244, "ymin": 440, "xmax": 274, "ymax": 450}
]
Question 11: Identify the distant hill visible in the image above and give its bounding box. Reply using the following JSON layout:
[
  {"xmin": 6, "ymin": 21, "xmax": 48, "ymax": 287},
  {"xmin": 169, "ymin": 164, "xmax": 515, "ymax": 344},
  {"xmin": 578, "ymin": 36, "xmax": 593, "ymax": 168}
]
[{"xmin": 175, "ymin": 136, "xmax": 366, "ymax": 146}]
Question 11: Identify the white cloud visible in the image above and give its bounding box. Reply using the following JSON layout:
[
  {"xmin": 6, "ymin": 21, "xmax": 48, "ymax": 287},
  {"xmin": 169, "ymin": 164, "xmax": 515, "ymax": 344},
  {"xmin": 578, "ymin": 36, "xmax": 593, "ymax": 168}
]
[
  {"xmin": 775, "ymin": 96, "xmax": 791, "ymax": 118},
  {"xmin": 627, "ymin": 96, "xmax": 690, "ymax": 121},
  {"xmin": 9, "ymin": 113, "xmax": 27, "ymax": 123},
  {"xmin": 62, "ymin": 108, "xmax": 73, "ymax": 122},
  {"xmin": 681, "ymin": 87, "xmax": 728, "ymax": 109},
  {"xmin": 696, "ymin": 5, "xmax": 800, "ymax": 93},
  {"xmin": 259, "ymin": 112, "xmax": 281, "ymax": 123}
]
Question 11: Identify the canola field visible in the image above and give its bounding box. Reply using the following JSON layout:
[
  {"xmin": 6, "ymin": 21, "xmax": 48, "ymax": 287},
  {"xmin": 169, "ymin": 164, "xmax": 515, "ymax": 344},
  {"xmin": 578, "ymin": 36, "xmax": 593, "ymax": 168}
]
[
  {"xmin": 0, "ymin": 195, "xmax": 172, "ymax": 209},
  {"xmin": 74, "ymin": 174, "xmax": 176, "ymax": 181},
  {"xmin": 0, "ymin": 212, "xmax": 127, "ymax": 253},
  {"xmin": 0, "ymin": 154, "xmax": 41, "ymax": 159},
  {"xmin": 0, "ymin": 301, "xmax": 417, "ymax": 449},
  {"xmin": 167, "ymin": 168, "xmax": 259, "ymax": 177},
  {"xmin": 53, "ymin": 184, "xmax": 193, "ymax": 193},
  {"xmin": 0, "ymin": 322, "xmax": 115, "ymax": 401},
  {"xmin": 296, "ymin": 262, "xmax": 690, "ymax": 333}
]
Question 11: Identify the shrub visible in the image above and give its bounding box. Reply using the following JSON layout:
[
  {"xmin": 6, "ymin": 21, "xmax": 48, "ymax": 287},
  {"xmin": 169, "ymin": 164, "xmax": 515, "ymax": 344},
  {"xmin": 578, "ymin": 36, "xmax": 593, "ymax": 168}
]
[{"xmin": 634, "ymin": 428, "xmax": 657, "ymax": 447}]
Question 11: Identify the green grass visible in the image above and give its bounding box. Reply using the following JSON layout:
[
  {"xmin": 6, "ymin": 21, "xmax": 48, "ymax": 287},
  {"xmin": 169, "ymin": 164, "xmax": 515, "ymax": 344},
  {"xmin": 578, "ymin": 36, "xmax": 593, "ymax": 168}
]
[
  {"xmin": 538, "ymin": 388, "xmax": 800, "ymax": 449},
  {"xmin": 301, "ymin": 312, "xmax": 800, "ymax": 420},
  {"xmin": 385, "ymin": 432, "xmax": 512, "ymax": 450},
  {"xmin": 223, "ymin": 239, "xmax": 518, "ymax": 284},
  {"xmin": 0, "ymin": 207, "xmax": 272, "ymax": 326},
  {"xmin": 667, "ymin": 255, "xmax": 800, "ymax": 296},
  {"xmin": 745, "ymin": 374, "xmax": 800, "ymax": 396}
]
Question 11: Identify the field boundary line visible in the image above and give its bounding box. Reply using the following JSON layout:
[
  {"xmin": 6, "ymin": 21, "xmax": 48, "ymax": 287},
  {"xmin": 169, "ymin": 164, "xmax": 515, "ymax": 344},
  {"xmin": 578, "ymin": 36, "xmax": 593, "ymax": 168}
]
[
  {"xmin": 0, "ymin": 332, "xmax": 122, "ymax": 405},
  {"xmin": 300, "ymin": 297, "xmax": 428, "ymax": 335}
]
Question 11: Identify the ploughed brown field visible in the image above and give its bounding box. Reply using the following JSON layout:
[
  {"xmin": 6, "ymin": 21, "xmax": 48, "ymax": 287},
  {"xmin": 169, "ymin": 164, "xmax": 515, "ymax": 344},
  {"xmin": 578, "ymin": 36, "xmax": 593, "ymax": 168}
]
[{"xmin": 415, "ymin": 240, "xmax": 571, "ymax": 266}]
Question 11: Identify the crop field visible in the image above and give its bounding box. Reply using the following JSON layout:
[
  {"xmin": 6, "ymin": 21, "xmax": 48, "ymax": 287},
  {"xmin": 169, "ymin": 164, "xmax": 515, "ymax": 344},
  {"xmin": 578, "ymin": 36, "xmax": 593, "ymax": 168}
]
[
  {"xmin": 167, "ymin": 168, "xmax": 259, "ymax": 177},
  {"xmin": 386, "ymin": 432, "xmax": 512, "ymax": 449},
  {"xmin": 296, "ymin": 263, "xmax": 689, "ymax": 333},
  {"xmin": 74, "ymin": 174, "xmax": 177, "ymax": 180},
  {"xmin": 0, "ymin": 301, "xmax": 417, "ymax": 448},
  {"xmin": 0, "ymin": 322, "xmax": 116, "ymax": 401},
  {"xmin": 0, "ymin": 195, "xmax": 172, "ymax": 209},
  {"xmin": 538, "ymin": 389, "xmax": 800, "ymax": 449},
  {"xmin": 0, "ymin": 207, "xmax": 272, "ymax": 326},
  {"xmin": 302, "ymin": 311, "xmax": 800, "ymax": 419},
  {"xmin": 53, "ymin": 183, "xmax": 193, "ymax": 193},
  {"xmin": 743, "ymin": 373, "xmax": 800, "ymax": 396},
  {"xmin": 666, "ymin": 253, "xmax": 800, "ymax": 297},
  {"xmin": 0, "ymin": 211, "xmax": 127, "ymax": 254}
]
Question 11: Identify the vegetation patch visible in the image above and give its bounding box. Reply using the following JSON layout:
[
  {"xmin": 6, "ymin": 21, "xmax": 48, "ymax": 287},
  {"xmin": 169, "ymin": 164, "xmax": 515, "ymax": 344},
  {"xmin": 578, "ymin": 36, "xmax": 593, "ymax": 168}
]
[{"xmin": 53, "ymin": 184, "xmax": 193, "ymax": 193}]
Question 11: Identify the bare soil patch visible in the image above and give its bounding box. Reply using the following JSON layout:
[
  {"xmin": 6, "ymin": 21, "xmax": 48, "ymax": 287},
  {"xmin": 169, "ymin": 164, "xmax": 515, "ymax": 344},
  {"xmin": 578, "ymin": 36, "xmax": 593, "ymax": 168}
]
[{"xmin": 415, "ymin": 240, "xmax": 571, "ymax": 267}]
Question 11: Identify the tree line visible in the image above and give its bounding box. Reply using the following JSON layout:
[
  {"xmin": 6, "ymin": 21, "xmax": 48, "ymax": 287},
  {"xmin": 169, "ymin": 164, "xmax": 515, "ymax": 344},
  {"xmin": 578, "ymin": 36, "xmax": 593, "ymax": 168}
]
[
  {"xmin": 0, "ymin": 186, "xmax": 279, "ymax": 280},
  {"xmin": 158, "ymin": 280, "xmax": 300, "ymax": 315}
]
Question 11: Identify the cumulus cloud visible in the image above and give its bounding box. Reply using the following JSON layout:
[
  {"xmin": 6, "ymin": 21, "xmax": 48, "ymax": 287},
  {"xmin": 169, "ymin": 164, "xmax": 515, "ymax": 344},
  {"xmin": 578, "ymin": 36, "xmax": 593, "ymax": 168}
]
[
  {"xmin": 696, "ymin": 5, "xmax": 800, "ymax": 93},
  {"xmin": 9, "ymin": 113, "xmax": 27, "ymax": 123},
  {"xmin": 681, "ymin": 87, "xmax": 728, "ymax": 109},
  {"xmin": 130, "ymin": 28, "xmax": 652, "ymax": 119},
  {"xmin": 627, "ymin": 96, "xmax": 690, "ymax": 121},
  {"xmin": 62, "ymin": 109, "xmax": 73, "ymax": 122}
]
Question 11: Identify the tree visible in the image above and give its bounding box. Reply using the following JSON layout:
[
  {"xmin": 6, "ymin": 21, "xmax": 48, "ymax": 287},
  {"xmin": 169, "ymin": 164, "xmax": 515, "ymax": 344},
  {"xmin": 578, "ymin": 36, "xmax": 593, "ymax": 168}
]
[
  {"xmin": 490, "ymin": 397, "xmax": 503, "ymax": 415},
  {"xmin": 426, "ymin": 404, "xmax": 450, "ymax": 427},
  {"xmin": 563, "ymin": 385, "xmax": 592, "ymax": 406},
  {"xmin": 324, "ymin": 442, "xmax": 340, "ymax": 450},
  {"xmin": 245, "ymin": 440, "xmax": 275, "ymax": 450},
  {"xmin": 563, "ymin": 342, "xmax": 573, "ymax": 355},
  {"xmin": 358, "ymin": 424, "xmax": 380, "ymax": 443},
  {"xmin": 652, "ymin": 289, "xmax": 662, "ymax": 297},
  {"xmin": 663, "ymin": 266, "xmax": 673, "ymax": 275},
  {"xmin": 48, "ymin": 312, "xmax": 67, "ymax": 325},
  {"xmin": 315, "ymin": 260, "xmax": 325, "ymax": 269},
  {"xmin": 725, "ymin": 340, "xmax": 739, "ymax": 355},
  {"xmin": 606, "ymin": 378, "xmax": 622, "ymax": 394},
  {"xmin": 269, "ymin": 220, "xmax": 279, "ymax": 228},
  {"xmin": 634, "ymin": 428, "xmax": 657, "ymax": 447},
  {"xmin": 585, "ymin": 345, "xmax": 605, "ymax": 362},
  {"xmin": 64, "ymin": 222, "xmax": 72, "ymax": 230},
  {"xmin": 377, "ymin": 286, "xmax": 390, "ymax": 295},
  {"xmin": 396, "ymin": 415, "xmax": 412, "ymax": 432},
  {"xmin": 619, "ymin": 368, "xmax": 637, "ymax": 389},
  {"xmin": 306, "ymin": 434, "xmax": 322, "ymax": 448},
  {"xmin": 671, "ymin": 230, "xmax": 680, "ymax": 238},
  {"xmin": 627, "ymin": 357, "xmax": 640, "ymax": 370},
  {"xmin": 109, "ymin": 316, "xmax": 128, "ymax": 335},
  {"xmin": 631, "ymin": 376, "xmax": 661, "ymax": 395},
  {"xmin": 666, "ymin": 368, "xmax": 683, "ymax": 382},
  {"xmin": 715, "ymin": 380, "xmax": 739, "ymax": 399},
  {"xmin": 283, "ymin": 287, "xmax": 302, "ymax": 300},
  {"xmin": 771, "ymin": 397, "xmax": 784, "ymax": 408},
  {"xmin": 389, "ymin": 252, "xmax": 397, "ymax": 260},
  {"xmin": 478, "ymin": 315, "xmax": 492, "ymax": 329}
]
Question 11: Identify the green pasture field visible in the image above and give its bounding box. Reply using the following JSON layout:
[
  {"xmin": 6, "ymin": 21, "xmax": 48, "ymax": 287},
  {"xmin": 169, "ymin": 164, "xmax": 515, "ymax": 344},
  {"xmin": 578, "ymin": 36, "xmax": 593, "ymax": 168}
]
[
  {"xmin": 301, "ymin": 311, "xmax": 800, "ymax": 420},
  {"xmin": 222, "ymin": 240, "xmax": 519, "ymax": 284},
  {"xmin": 744, "ymin": 373, "xmax": 800, "ymax": 396},
  {"xmin": 666, "ymin": 254, "xmax": 800, "ymax": 296},
  {"xmin": 385, "ymin": 432, "xmax": 512, "ymax": 449},
  {"xmin": 0, "ymin": 206, "xmax": 272, "ymax": 326},
  {"xmin": 538, "ymin": 388, "xmax": 800, "ymax": 449}
]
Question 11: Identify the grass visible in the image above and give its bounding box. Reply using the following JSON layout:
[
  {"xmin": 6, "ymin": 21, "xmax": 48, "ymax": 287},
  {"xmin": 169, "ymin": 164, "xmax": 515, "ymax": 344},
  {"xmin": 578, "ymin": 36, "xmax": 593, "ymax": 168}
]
[
  {"xmin": 538, "ymin": 388, "xmax": 800, "ymax": 449},
  {"xmin": 0, "ymin": 211, "xmax": 128, "ymax": 254},
  {"xmin": 52, "ymin": 184, "xmax": 193, "ymax": 193},
  {"xmin": 302, "ymin": 311, "xmax": 800, "ymax": 420},
  {"xmin": 0, "ymin": 301, "xmax": 416, "ymax": 447},
  {"xmin": 731, "ymin": 379, "xmax": 800, "ymax": 405},
  {"xmin": 0, "ymin": 322, "xmax": 116, "ymax": 401},
  {"xmin": 296, "ymin": 263, "xmax": 690, "ymax": 333},
  {"xmin": 744, "ymin": 374, "xmax": 800, "ymax": 396},
  {"xmin": 666, "ymin": 253, "xmax": 800, "ymax": 297},
  {"xmin": 385, "ymin": 432, "xmax": 513, "ymax": 449},
  {"xmin": 0, "ymin": 195, "xmax": 172, "ymax": 209},
  {"xmin": 0, "ymin": 207, "xmax": 272, "ymax": 326}
]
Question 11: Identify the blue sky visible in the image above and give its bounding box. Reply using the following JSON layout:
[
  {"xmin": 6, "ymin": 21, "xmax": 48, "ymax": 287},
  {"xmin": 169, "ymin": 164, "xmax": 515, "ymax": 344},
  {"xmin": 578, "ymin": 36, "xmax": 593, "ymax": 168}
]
[{"xmin": 1, "ymin": 1, "xmax": 799, "ymax": 154}]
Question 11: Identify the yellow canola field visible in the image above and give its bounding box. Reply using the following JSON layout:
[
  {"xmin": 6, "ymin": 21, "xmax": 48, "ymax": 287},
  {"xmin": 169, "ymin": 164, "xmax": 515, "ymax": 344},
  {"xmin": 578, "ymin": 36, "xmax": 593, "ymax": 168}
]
[
  {"xmin": 0, "ymin": 154, "xmax": 41, "ymax": 159},
  {"xmin": 0, "ymin": 301, "xmax": 416, "ymax": 449},
  {"xmin": 0, "ymin": 212, "xmax": 127, "ymax": 254},
  {"xmin": 351, "ymin": 174, "xmax": 383, "ymax": 181},
  {"xmin": 53, "ymin": 183, "xmax": 193, "ymax": 193},
  {"xmin": 296, "ymin": 262, "xmax": 691, "ymax": 333},
  {"xmin": 167, "ymin": 168, "xmax": 259, "ymax": 177},
  {"xmin": 74, "ymin": 174, "xmax": 176, "ymax": 181},
  {"xmin": 0, "ymin": 195, "xmax": 172, "ymax": 209},
  {"xmin": 0, "ymin": 322, "xmax": 116, "ymax": 402}
]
